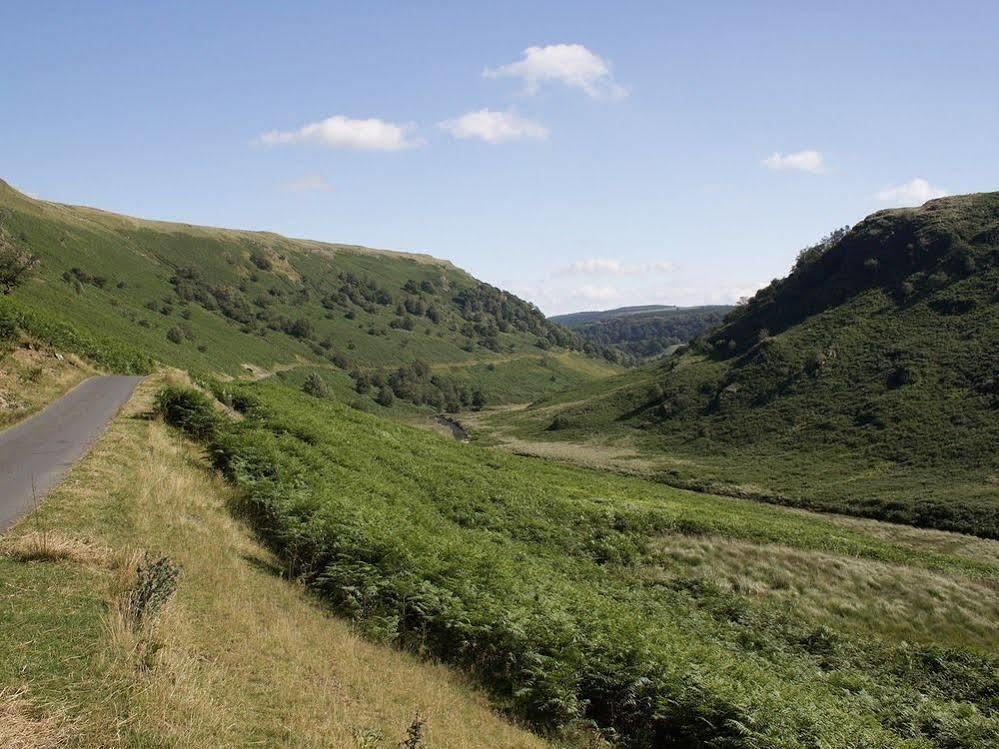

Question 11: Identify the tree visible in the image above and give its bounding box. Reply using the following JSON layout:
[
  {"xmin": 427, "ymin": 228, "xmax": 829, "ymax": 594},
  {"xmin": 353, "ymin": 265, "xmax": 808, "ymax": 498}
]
[
  {"xmin": 375, "ymin": 386, "xmax": 394, "ymax": 407},
  {"xmin": 166, "ymin": 326, "xmax": 185, "ymax": 344},
  {"xmin": 471, "ymin": 388, "xmax": 487, "ymax": 410},
  {"xmin": 0, "ymin": 225, "xmax": 39, "ymax": 294}
]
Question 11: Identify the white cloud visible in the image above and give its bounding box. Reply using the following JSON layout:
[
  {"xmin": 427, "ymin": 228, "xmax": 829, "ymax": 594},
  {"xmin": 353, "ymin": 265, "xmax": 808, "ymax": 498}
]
[
  {"xmin": 484, "ymin": 44, "xmax": 626, "ymax": 99},
  {"xmin": 508, "ymin": 276, "xmax": 768, "ymax": 316},
  {"xmin": 256, "ymin": 115, "xmax": 421, "ymax": 151},
  {"xmin": 564, "ymin": 258, "xmax": 674, "ymax": 276},
  {"xmin": 439, "ymin": 109, "xmax": 549, "ymax": 144},
  {"xmin": 570, "ymin": 284, "xmax": 620, "ymax": 302},
  {"xmin": 282, "ymin": 174, "xmax": 333, "ymax": 192},
  {"xmin": 762, "ymin": 150, "xmax": 825, "ymax": 173},
  {"xmin": 875, "ymin": 178, "xmax": 948, "ymax": 206}
]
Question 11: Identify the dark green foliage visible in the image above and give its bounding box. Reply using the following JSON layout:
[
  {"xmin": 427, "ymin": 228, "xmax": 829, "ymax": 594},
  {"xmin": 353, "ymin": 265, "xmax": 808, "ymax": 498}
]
[
  {"xmin": 375, "ymin": 386, "xmax": 394, "ymax": 407},
  {"xmin": 0, "ymin": 221, "xmax": 38, "ymax": 294},
  {"xmin": 191, "ymin": 383, "xmax": 998, "ymax": 748},
  {"xmin": 154, "ymin": 386, "xmax": 220, "ymax": 441},
  {"xmin": 568, "ymin": 305, "xmax": 733, "ymax": 360}
]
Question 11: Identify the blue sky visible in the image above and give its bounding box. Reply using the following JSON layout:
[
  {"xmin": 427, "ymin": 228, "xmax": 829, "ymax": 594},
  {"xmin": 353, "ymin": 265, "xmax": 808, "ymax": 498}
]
[{"xmin": 3, "ymin": 1, "xmax": 997, "ymax": 314}]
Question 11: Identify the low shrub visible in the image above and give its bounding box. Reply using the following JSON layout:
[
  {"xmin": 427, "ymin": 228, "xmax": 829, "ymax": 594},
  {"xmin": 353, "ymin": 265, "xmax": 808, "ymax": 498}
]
[
  {"xmin": 154, "ymin": 386, "xmax": 221, "ymax": 441},
  {"xmin": 120, "ymin": 554, "xmax": 180, "ymax": 631}
]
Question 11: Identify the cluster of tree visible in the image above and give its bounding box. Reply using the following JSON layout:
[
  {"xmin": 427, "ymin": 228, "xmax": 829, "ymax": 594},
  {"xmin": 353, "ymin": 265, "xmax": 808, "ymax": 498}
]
[
  {"xmin": 60, "ymin": 266, "xmax": 115, "ymax": 292},
  {"xmin": 452, "ymin": 282, "xmax": 624, "ymax": 362},
  {"xmin": 321, "ymin": 272, "xmax": 394, "ymax": 313},
  {"xmin": 574, "ymin": 307, "xmax": 732, "ymax": 359},
  {"xmin": 710, "ymin": 215, "xmax": 987, "ymax": 359},
  {"xmin": 350, "ymin": 360, "xmax": 486, "ymax": 412}
]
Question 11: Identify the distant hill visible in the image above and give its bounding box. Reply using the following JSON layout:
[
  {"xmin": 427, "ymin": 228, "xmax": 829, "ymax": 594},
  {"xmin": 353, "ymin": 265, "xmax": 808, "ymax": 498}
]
[
  {"xmin": 0, "ymin": 180, "xmax": 622, "ymax": 409},
  {"xmin": 558, "ymin": 305, "xmax": 734, "ymax": 360},
  {"xmin": 513, "ymin": 193, "xmax": 999, "ymax": 536},
  {"xmin": 550, "ymin": 304, "xmax": 679, "ymax": 328}
]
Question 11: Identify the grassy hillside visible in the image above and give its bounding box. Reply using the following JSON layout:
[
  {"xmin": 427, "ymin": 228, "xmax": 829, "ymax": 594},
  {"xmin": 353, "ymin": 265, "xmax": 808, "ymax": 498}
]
[
  {"xmin": 565, "ymin": 305, "xmax": 734, "ymax": 360},
  {"xmin": 0, "ymin": 179, "xmax": 621, "ymax": 407},
  {"xmin": 483, "ymin": 193, "xmax": 999, "ymax": 537},
  {"xmin": 0, "ymin": 375, "xmax": 549, "ymax": 748},
  {"xmin": 155, "ymin": 380, "xmax": 998, "ymax": 748}
]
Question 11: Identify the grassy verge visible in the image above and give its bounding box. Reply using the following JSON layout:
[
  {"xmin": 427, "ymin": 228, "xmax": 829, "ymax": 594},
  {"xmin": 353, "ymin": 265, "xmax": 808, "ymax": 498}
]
[
  {"xmin": 0, "ymin": 344, "xmax": 92, "ymax": 430},
  {"xmin": 0, "ymin": 374, "xmax": 548, "ymax": 748},
  {"xmin": 173, "ymin": 380, "xmax": 998, "ymax": 748}
]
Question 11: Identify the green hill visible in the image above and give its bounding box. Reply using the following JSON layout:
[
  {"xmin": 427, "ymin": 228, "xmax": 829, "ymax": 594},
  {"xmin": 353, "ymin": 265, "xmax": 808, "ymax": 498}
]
[
  {"xmin": 561, "ymin": 305, "xmax": 734, "ymax": 360},
  {"xmin": 550, "ymin": 304, "xmax": 679, "ymax": 328},
  {"xmin": 0, "ymin": 179, "xmax": 621, "ymax": 409},
  {"xmin": 495, "ymin": 193, "xmax": 999, "ymax": 537}
]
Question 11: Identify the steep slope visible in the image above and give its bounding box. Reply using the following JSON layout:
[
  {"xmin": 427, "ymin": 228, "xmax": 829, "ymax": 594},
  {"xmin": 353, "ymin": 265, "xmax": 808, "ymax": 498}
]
[
  {"xmin": 0, "ymin": 375, "xmax": 551, "ymax": 748},
  {"xmin": 0, "ymin": 179, "xmax": 621, "ymax": 407},
  {"xmin": 502, "ymin": 193, "xmax": 999, "ymax": 536}
]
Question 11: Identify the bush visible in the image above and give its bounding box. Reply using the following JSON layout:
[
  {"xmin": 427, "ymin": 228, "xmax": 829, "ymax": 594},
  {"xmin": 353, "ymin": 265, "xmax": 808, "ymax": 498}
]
[
  {"xmin": 302, "ymin": 372, "xmax": 329, "ymax": 398},
  {"xmin": 120, "ymin": 554, "xmax": 180, "ymax": 631},
  {"xmin": 0, "ymin": 227, "xmax": 39, "ymax": 294},
  {"xmin": 154, "ymin": 386, "xmax": 221, "ymax": 441},
  {"xmin": 166, "ymin": 326, "xmax": 185, "ymax": 344},
  {"xmin": 375, "ymin": 386, "xmax": 394, "ymax": 407}
]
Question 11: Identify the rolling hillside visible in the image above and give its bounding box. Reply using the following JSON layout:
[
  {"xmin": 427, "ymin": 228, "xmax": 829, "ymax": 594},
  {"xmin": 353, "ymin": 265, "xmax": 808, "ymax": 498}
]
[
  {"xmin": 550, "ymin": 304, "xmax": 680, "ymax": 328},
  {"xmin": 0, "ymin": 179, "xmax": 621, "ymax": 410},
  {"xmin": 489, "ymin": 193, "xmax": 999, "ymax": 536},
  {"xmin": 557, "ymin": 305, "xmax": 733, "ymax": 360}
]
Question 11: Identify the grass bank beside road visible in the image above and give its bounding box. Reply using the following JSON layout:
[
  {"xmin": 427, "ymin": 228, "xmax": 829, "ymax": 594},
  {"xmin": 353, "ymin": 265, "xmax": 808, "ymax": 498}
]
[{"xmin": 0, "ymin": 374, "xmax": 547, "ymax": 748}]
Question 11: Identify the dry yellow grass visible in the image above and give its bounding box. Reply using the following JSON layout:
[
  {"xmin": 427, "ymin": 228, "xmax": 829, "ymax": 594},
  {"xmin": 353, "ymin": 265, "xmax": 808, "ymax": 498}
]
[
  {"xmin": 0, "ymin": 531, "xmax": 113, "ymax": 568},
  {"xmin": 2, "ymin": 375, "xmax": 549, "ymax": 748},
  {"xmin": 0, "ymin": 688, "xmax": 73, "ymax": 749},
  {"xmin": 0, "ymin": 345, "xmax": 91, "ymax": 429},
  {"xmin": 647, "ymin": 534, "xmax": 999, "ymax": 651}
]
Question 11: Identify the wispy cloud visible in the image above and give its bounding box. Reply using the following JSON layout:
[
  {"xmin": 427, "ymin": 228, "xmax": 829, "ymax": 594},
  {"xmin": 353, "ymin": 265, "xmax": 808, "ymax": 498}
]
[
  {"xmin": 874, "ymin": 178, "xmax": 948, "ymax": 206},
  {"xmin": 282, "ymin": 174, "xmax": 333, "ymax": 193},
  {"xmin": 439, "ymin": 109, "xmax": 549, "ymax": 144},
  {"xmin": 484, "ymin": 44, "xmax": 626, "ymax": 99},
  {"xmin": 569, "ymin": 284, "xmax": 620, "ymax": 302},
  {"xmin": 563, "ymin": 258, "xmax": 674, "ymax": 276},
  {"xmin": 256, "ymin": 115, "xmax": 421, "ymax": 151},
  {"xmin": 762, "ymin": 150, "xmax": 825, "ymax": 173}
]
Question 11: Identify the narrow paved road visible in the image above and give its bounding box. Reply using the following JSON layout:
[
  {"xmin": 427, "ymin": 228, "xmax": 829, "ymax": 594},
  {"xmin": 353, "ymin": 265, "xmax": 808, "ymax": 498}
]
[{"xmin": 0, "ymin": 376, "xmax": 142, "ymax": 530}]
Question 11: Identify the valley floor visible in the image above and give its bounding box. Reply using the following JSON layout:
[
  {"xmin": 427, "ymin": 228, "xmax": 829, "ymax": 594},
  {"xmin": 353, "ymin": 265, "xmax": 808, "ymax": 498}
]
[{"xmin": 2, "ymin": 370, "xmax": 997, "ymax": 748}]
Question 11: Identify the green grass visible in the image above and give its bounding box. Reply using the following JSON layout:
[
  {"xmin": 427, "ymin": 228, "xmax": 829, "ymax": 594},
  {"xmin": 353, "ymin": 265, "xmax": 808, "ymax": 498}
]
[
  {"xmin": 490, "ymin": 193, "xmax": 999, "ymax": 537},
  {"xmin": 0, "ymin": 376, "xmax": 552, "ymax": 748},
  {"xmin": 162, "ymin": 380, "xmax": 999, "ymax": 748},
  {"xmin": 0, "ymin": 179, "xmax": 621, "ymax": 401}
]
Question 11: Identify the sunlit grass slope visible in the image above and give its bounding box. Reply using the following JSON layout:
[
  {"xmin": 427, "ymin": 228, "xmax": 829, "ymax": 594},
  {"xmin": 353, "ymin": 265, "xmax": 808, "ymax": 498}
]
[
  {"xmin": 0, "ymin": 179, "xmax": 620, "ymax": 403},
  {"xmin": 0, "ymin": 375, "xmax": 549, "ymax": 748},
  {"xmin": 167, "ymin": 379, "xmax": 999, "ymax": 748}
]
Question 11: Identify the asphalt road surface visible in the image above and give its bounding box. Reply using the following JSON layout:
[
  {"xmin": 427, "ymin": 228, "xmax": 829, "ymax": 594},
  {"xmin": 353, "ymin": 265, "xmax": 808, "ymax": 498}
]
[{"xmin": 0, "ymin": 376, "xmax": 142, "ymax": 530}]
